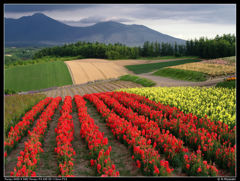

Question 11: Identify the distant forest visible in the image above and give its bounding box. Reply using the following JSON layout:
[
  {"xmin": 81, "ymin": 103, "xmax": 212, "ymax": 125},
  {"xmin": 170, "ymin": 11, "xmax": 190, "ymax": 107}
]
[{"xmin": 10, "ymin": 33, "xmax": 229, "ymax": 61}]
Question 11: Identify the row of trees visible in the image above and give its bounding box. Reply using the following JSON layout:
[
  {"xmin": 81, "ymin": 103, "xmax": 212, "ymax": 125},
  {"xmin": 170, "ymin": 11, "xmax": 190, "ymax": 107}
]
[
  {"xmin": 33, "ymin": 34, "xmax": 235, "ymax": 60},
  {"xmin": 186, "ymin": 34, "xmax": 235, "ymax": 58}
]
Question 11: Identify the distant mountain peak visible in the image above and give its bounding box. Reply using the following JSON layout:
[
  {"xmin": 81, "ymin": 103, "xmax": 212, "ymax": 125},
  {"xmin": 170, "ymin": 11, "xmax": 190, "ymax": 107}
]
[
  {"xmin": 18, "ymin": 13, "xmax": 53, "ymax": 21},
  {"xmin": 5, "ymin": 13, "xmax": 186, "ymax": 47},
  {"xmin": 32, "ymin": 12, "xmax": 47, "ymax": 16}
]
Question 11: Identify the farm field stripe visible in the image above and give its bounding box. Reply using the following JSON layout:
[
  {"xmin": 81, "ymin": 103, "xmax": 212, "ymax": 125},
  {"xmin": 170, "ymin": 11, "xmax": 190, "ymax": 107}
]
[
  {"xmin": 10, "ymin": 96, "xmax": 62, "ymax": 176},
  {"xmin": 91, "ymin": 85, "xmax": 109, "ymax": 93},
  {"xmin": 91, "ymin": 63, "xmax": 109, "ymax": 80},
  {"xmin": 104, "ymin": 82, "xmax": 122, "ymax": 90},
  {"xmin": 70, "ymin": 87, "xmax": 78, "ymax": 97},
  {"xmin": 86, "ymin": 85, "xmax": 99, "ymax": 94},
  {"xmin": 4, "ymin": 97, "xmax": 53, "ymax": 157},
  {"xmin": 55, "ymin": 96, "xmax": 75, "ymax": 176},
  {"xmin": 97, "ymin": 92, "xmax": 218, "ymax": 176},
  {"xmin": 74, "ymin": 95, "xmax": 119, "ymax": 176},
  {"xmin": 121, "ymin": 92, "xmax": 235, "ymax": 144},
  {"xmin": 113, "ymin": 92, "xmax": 235, "ymax": 175},
  {"xmin": 95, "ymin": 83, "xmax": 114, "ymax": 92},
  {"xmin": 84, "ymin": 94, "xmax": 174, "ymax": 176},
  {"xmin": 75, "ymin": 87, "xmax": 85, "ymax": 96}
]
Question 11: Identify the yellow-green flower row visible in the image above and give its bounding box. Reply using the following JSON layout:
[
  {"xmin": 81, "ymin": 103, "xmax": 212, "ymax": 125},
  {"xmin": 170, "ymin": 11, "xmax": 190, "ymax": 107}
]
[{"xmin": 117, "ymin": 87, "xmax": 236, "ymax": 128}]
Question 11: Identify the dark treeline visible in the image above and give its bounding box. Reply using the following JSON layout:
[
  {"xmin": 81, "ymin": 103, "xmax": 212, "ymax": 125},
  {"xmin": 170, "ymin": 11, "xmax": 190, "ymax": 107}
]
[{"xmin": 33, "ymin": 34, "xmax": 235, "ymax": 60}]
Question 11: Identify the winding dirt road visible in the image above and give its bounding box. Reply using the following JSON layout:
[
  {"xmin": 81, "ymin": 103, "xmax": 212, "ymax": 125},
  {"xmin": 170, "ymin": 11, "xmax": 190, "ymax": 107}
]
[{"xmin": 137, "ymin": 72, "xmax": 227, "ymax": 87}]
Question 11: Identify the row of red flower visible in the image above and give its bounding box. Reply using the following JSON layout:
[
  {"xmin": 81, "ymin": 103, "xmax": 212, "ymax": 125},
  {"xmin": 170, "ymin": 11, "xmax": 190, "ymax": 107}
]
[
  {"xmin": 4, "ymin": 97, "xmax": 52, "ymax": 157},
  {"xmin": 10, "ymin": 97, "xmax": 62, "ymax": 176},
  {"xmin": 96, "ymin": 92, "xmax": 218, "ymax": 176},
  {"xmin": 74, "ymin": 95, "xmax": 119, "ymax": 177},
  {"xmin": 122, "ymin": 92, "xmax": 235, "ymax": 146},
  {"xmin": 54, "ymin": 96, "xmax": 75, "ymax": 176},
  {"xmin": 84, "ymin": 93, "xmax": 174, "ymax": 176},
  {"xmin": 114, "ymin": 92, "xmax": 236, "ymax": 175}
]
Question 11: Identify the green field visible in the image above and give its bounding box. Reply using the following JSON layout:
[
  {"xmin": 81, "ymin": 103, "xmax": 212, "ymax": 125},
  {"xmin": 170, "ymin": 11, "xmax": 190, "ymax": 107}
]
[
  {"xmin": 152, "ymin": 68, "xmax": 209, "ymax": 82},
  {"xmin": 5, "ymin": 61, "xmax": 72, "ymax": 92},
  {"xmin": 125, "ymin": 59, "xmax": 202, "ymax": 74}
]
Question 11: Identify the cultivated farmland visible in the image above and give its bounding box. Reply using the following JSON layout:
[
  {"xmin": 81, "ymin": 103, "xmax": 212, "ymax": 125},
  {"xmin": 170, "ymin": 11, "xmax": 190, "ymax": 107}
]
[
  {"xmin": 4, "ymin": 57, "xmax": 236, "ymax": 177},
  {"xmin": 42, "ymin": 80, "xmax": 143, "ymax": 98},
  {"xmin": 125, "ymin": 59, "xmax": 202, "ymax": 74},
  {"xmin": 65, "ymin": 59, "xmax": 130, "ymax": 85},
  {"xmin": 5, "ymin": 61, "xmax": 72, "ymax": 92},
  {"xmin": 4, "ymin": 91, "xmax": 236, "ymax": 177}
]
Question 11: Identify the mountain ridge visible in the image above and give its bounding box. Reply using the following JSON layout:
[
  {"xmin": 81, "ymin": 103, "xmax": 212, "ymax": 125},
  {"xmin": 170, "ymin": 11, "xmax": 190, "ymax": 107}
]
[{"xmin": 5, "ymin": 13, "xmax": 186, "ymax": 47}]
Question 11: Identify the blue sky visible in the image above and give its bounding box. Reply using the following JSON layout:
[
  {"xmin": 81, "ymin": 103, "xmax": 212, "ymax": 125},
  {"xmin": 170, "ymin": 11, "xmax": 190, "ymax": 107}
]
[{"xmin": 4, "ymin": 4, "xmax": 236, "ymax": 40}]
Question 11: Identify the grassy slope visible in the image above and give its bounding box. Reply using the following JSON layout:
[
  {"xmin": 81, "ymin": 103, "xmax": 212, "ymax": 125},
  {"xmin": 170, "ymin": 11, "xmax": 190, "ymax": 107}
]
[
  {"xmin": 4, "ymin": 93, "xmax": 47, "ymax": 137},
  {"xmin": 216, "ymin": 80, "xmax": 236, "ymax": 89},
  {"xmin": 5, "ymin": 61, "xmax": 72, "ymax": 92},
  {"xmin": 125, "ymin": 59, "xmax": 202, "ymax": 74},
  {"xmin": 119, "ymin": 74, "xmax": 156, "ymax": 87},
  {"xmin": 153, "ymin": 68, "xmax": 209, "ymax": 82}
]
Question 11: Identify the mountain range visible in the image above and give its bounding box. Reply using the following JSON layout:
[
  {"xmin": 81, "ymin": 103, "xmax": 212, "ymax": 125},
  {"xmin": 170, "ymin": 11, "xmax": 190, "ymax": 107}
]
[{"xmin": 4, "ymin": 13, "xmax": 186, "ymax": 47}]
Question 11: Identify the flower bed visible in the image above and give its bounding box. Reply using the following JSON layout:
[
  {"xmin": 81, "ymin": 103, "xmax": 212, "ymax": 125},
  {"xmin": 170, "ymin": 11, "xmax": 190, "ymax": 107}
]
[
  {"xmin": 10, "ymin": 96, "xmax": 62, "ymax": 176},
  {"xmin": 114, "ymin": 92, "xmax": 236, "ymax": 175},
  {"xmin": 4, "ymin": 97, "xmax": 52, "ymax": 157},
  {"xmin": 74, "ymin": 95, "xmax": 119, "ymax": 177},
  {"xmin": 84, "ymin": 93, "xmax": 174, "ymax": 176},
  {"xmin": 55, "ymin": 96, "xmax": 75, "ymax": 176},
  {"xmin": 96, "ymin": 92, "xmax": 219, "ymax": 176}
]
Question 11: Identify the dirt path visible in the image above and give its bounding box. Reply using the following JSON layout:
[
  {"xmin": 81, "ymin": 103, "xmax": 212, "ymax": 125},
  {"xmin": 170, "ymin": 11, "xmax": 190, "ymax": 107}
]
[
  {"xmin": 71, "ymin": 101, "xmax": 95, "ymax": 176},
  {"xmin": 85, "ymin": 100, "xmax": 143, "ymax": 176},
  {"xmin": 137, "ymin": 72, "xmax": 226, "ymax": 87},
  {"xmin": 35, "ymin": 103, "xmax": 62, "ymax": 176}
]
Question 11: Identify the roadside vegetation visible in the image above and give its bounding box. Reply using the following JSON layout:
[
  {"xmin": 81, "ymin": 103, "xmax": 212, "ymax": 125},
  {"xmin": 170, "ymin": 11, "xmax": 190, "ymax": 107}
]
[
  {"xmin": 119, "ymin": 74, "xmax": 156, "ymax": 87},
  {"xmin": 152, "ymin": 68, "xmax": 208, "ymax": 82}
]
